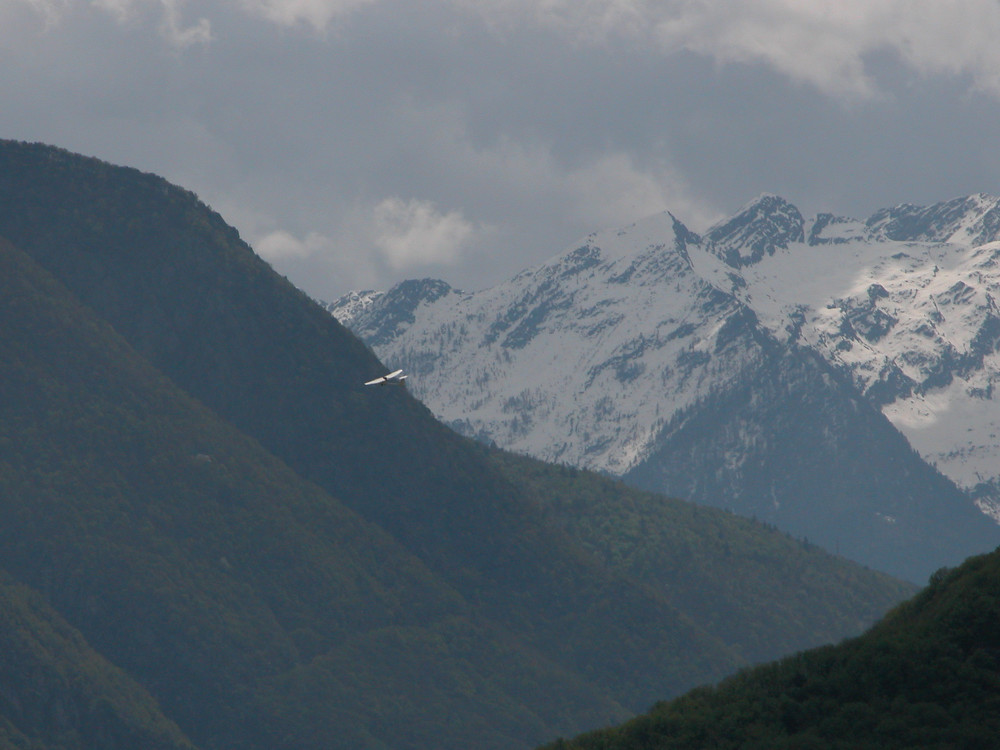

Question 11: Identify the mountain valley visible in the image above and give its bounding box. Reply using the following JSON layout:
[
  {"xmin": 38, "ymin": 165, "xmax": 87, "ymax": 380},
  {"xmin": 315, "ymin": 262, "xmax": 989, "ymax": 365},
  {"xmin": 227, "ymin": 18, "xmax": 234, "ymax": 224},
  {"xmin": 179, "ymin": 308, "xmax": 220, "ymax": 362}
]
[{"xmin": 0, "ymin": 140, "xmax": 919, "ymax": 749}]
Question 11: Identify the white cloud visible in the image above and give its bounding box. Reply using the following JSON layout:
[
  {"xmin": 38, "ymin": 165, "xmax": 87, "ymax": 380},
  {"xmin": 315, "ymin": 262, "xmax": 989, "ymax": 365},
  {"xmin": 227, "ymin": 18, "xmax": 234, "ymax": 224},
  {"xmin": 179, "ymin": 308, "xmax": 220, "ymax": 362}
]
[
  {"xmin": 650, "ymin": 0, "xmax": 1000, "ymax": 99},
  {"xmin": 562, "ymin": 151, "xmax": 719, "ymax": 230},
  {"xmin": 16, "ymin": 0, "xmax": 1000, "ymax": 97},
  {"xmin": 248, "ymin": 218, "xmax": 381, "ymax": 297},
  {"xmin": 255, "ymin": 228, "xmax": 332, "ymax": 261},
  {"xmin": 433, "ymin": 124, "xmax": 717, "ymax": 234},
  {"xmin": 885, "ymin": 2, "xmax": 1000, "ymax": 94},
  {"xmin": 90, "ymin": 0, "xmax": 138, "ymax": 23},
  {"xmin": 7, "ymin": 0, "xmax": 998, "ymax": 299},
  {"xmin": 449, "ymin": 0, "xmax": 648, "ymax": 42},
  {"xmin": 451, "ymin": 0, "xmax": 1000, "ymax": 100},
  {"xmin": 237, "ymin": 0, "xmax": 376, "ymax": 31},
  {"xmin": 244, "ymin": 198, "xmax": 481, "ymax": 294},
  {"xmin": 8, "ymin": 0, "xmax": 212, "ymax": 46},
  {"xmin": 159, "ymin": 0, "xmax": 212, "ymax": 46},
  {"xmin": 372, "ymin": 197, "xmax": 478, "ymax": 270},
  {"xmin": 649, "ymin": 1, "xmax": 883, "ymax": 98},
  {"xmin": 10, "ymin": 0, "xmax": 66, "ymax": 26}
]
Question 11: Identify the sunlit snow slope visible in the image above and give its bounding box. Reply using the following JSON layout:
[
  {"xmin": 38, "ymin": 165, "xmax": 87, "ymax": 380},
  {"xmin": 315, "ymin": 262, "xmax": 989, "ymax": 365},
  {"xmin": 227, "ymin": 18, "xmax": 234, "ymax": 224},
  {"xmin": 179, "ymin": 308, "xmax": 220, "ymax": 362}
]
[{"xmin": 712, "ymin": 195, "xmax": 1000, "ymax": 520}]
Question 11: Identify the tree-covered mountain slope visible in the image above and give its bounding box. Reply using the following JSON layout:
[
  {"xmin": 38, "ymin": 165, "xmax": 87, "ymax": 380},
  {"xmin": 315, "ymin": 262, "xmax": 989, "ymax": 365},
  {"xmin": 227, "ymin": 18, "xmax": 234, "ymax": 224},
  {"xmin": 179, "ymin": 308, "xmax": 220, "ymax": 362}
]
[
  {"xmin": 492, "ymin": 451, "xmax": 914, "ymax": 665},
  {"xmin": 0, "ymin": 233, "xmax": 634, "ymax": 748},
  {"xmin": 0, "ymin": 139, "xmax": 739, "ymax": 728},
  {"xmin": 0, "ymin": 139, "xmax": 919, "ymax": 748},
  {"xmin": 0, "ymin": 570, "xmax": 196, "ymax": 750},
  {"xmin": 542, "ymin": 547, "xmax": 1000, "ymax": 750}
]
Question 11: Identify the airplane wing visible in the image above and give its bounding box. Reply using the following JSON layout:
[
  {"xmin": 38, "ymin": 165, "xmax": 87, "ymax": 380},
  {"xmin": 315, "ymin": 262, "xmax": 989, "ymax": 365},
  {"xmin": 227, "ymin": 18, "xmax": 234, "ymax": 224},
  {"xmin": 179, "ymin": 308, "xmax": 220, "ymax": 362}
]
[{"xmin": 364, "ymin": 369, "xmax": 405, "ymax": 386}]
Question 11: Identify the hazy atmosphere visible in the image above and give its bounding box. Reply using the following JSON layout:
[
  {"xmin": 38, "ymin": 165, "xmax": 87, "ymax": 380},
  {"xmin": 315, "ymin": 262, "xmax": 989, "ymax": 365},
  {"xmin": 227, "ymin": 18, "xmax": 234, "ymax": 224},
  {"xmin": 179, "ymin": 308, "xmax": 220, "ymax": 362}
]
[
  {"xmin": 4, "ymin": 0, "xmax": 1000, "ymax": 300},
  {"xmin": 4, "ymin": 6, "xmax": 1000, "ymax": 746}
]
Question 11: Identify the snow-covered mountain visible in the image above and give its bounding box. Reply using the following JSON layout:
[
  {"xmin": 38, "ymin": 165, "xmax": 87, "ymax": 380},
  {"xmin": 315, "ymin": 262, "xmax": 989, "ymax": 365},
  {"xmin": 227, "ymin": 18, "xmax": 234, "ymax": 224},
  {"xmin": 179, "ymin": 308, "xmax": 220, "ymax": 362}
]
[
  {"xmin": 329, "ymin": 194, "xmax": 1000, "ymax": 582},
  {"xmin": 701, "ymin": 195, "xmax": 1000, "ymax": 517}
]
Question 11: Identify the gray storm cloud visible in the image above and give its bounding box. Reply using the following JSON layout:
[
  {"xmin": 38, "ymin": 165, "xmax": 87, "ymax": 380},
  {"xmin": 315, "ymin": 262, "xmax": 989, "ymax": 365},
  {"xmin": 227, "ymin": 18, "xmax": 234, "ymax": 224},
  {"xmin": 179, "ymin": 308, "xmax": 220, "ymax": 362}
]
[{"xmin": 3, "ymin": 0, "xmax": 1000, "ymax": 299}]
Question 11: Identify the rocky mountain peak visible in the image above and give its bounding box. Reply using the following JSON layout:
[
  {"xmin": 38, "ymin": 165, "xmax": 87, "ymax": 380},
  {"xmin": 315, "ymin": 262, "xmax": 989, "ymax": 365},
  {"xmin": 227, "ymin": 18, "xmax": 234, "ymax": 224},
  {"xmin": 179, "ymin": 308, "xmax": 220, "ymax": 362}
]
[
  {"xmin": 330, "ymin": 191, "xmax": 1000, "ymax": 580},
  {"xmin": 706, "ymin": 194, "xmax": 805, "ymax": 268},
  {"xmin": 806, "ymin": 213, "xmax": 868, "ymax": 246},
  {"xmin": 335, "ymin": 278, "xmax": 455, "ymax": 348},
  {"xmin": 866, "ymin": 193, "xmax": 1000, "ymax": 246},
  {"xmin": 325, "ymin": 288, "xmax": 382, "ymax": 325}
]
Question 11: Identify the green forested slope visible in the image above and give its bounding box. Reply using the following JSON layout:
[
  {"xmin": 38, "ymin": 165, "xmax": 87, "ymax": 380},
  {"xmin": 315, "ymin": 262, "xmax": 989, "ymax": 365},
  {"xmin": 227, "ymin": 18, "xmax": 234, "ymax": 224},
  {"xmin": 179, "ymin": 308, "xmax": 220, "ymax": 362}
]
[
  {"xmin": 0, "ymin": 236, "xmax": 635, "ymax": 747},
  {"xmin": 0, "ymin": 142, "xmax": 740, "ymax": 738},
  {"xmin": 0, "ymin": 139, "xmax": 919, "ymax": 748},
  {"xmin": 493, "ymin": 452, "xmax": 915, "ymax": 664},
  {"xmin": 542, "ymin": 549, "xmax": 1000, "ymax": 750},
  {"xmin": 0, "ymin": 571, "xmax": 195, "ymax": 750}
]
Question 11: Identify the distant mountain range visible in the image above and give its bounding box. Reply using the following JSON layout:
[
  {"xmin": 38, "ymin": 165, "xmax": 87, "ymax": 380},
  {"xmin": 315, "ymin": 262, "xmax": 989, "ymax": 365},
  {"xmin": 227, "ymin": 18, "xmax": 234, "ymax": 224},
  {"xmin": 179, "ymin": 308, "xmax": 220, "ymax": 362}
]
[
  {"xmin": 0, "ymin": 140, "xmax": 915, "ymax": 749},
  {"xmin": 330, "ymin": 194, "xmax": 1000, "ymax": 582}
]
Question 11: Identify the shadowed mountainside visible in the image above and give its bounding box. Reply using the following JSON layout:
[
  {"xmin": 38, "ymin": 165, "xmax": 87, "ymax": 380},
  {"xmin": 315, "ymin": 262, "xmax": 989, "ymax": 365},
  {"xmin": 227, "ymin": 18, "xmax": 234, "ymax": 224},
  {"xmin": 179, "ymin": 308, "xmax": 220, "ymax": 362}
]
[
  {"xmin": 0, "ymin": 140, "xmax": 917, "ymax": 748},
  {"xmin": 542, "ymin": 546, "xmax": 1000, "ymax": 749}
]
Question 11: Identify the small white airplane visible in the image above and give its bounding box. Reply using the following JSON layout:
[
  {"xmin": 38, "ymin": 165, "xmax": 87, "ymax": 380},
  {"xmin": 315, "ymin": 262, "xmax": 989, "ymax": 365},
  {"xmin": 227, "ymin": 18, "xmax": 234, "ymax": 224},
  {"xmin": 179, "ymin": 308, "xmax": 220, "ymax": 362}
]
[{"xmin": 364, "ymin": 369, "xmax": 408, "ymax": 387}]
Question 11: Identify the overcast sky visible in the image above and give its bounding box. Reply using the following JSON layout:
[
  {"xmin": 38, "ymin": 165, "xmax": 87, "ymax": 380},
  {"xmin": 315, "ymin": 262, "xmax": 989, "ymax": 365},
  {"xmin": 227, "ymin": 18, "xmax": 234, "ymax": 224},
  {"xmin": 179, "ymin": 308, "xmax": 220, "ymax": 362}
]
[{"xmin": 3, "ymin": 0, "xmax": 1000, "ymax": 300}]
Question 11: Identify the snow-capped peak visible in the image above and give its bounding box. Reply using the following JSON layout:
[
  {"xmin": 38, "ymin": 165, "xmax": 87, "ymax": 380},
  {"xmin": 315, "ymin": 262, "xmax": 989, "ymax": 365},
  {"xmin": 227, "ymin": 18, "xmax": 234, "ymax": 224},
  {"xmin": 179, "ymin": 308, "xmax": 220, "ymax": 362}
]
[
  {"xmin": 705, "ymin": 193, "xmax": 806, "ymax": 268},
  {"xmin": 325, "ymin": 289, "xmax": 383, "ymax": 325},
  {"xmin": 332, "ymin": 192, "xmax": 1000, "ymax": 527},
  {"xmin": 866, "ymin": 193, "xmax": 1000, "ymax": 246}
]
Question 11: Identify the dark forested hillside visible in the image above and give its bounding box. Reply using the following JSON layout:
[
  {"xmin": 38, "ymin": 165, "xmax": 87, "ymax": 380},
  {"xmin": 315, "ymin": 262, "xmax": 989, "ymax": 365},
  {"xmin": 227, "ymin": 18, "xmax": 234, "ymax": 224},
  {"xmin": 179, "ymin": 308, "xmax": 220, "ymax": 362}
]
[
  {"xmin": 0, "ymin": 570, "xmax": 195, "ymax": 750},
  {"xmin": 0, "ymin": 233, "xmax": 631, "ymax": 748},
  {"xmin": 493, "ymin": 452, "xmax": 913, "ymax": 665},
  {"xmin": 0, "ymin": 139, "xmax": 918, "ymax": 748},
  {"xmin": 542, "ymin": 548, "xmax": 1000, "ymax": 750}
]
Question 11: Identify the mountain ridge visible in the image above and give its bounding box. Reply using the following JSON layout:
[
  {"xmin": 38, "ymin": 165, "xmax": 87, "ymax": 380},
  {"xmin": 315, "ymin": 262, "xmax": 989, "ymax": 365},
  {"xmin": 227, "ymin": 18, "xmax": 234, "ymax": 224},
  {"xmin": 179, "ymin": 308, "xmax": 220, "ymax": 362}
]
[
  {"xmin": 332, "ymin": 193, "xmax": 1000, "ymax": 581},
  {"xmin": 0, "ymin": 138, "xmax": 916, "ymax": 748}
]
